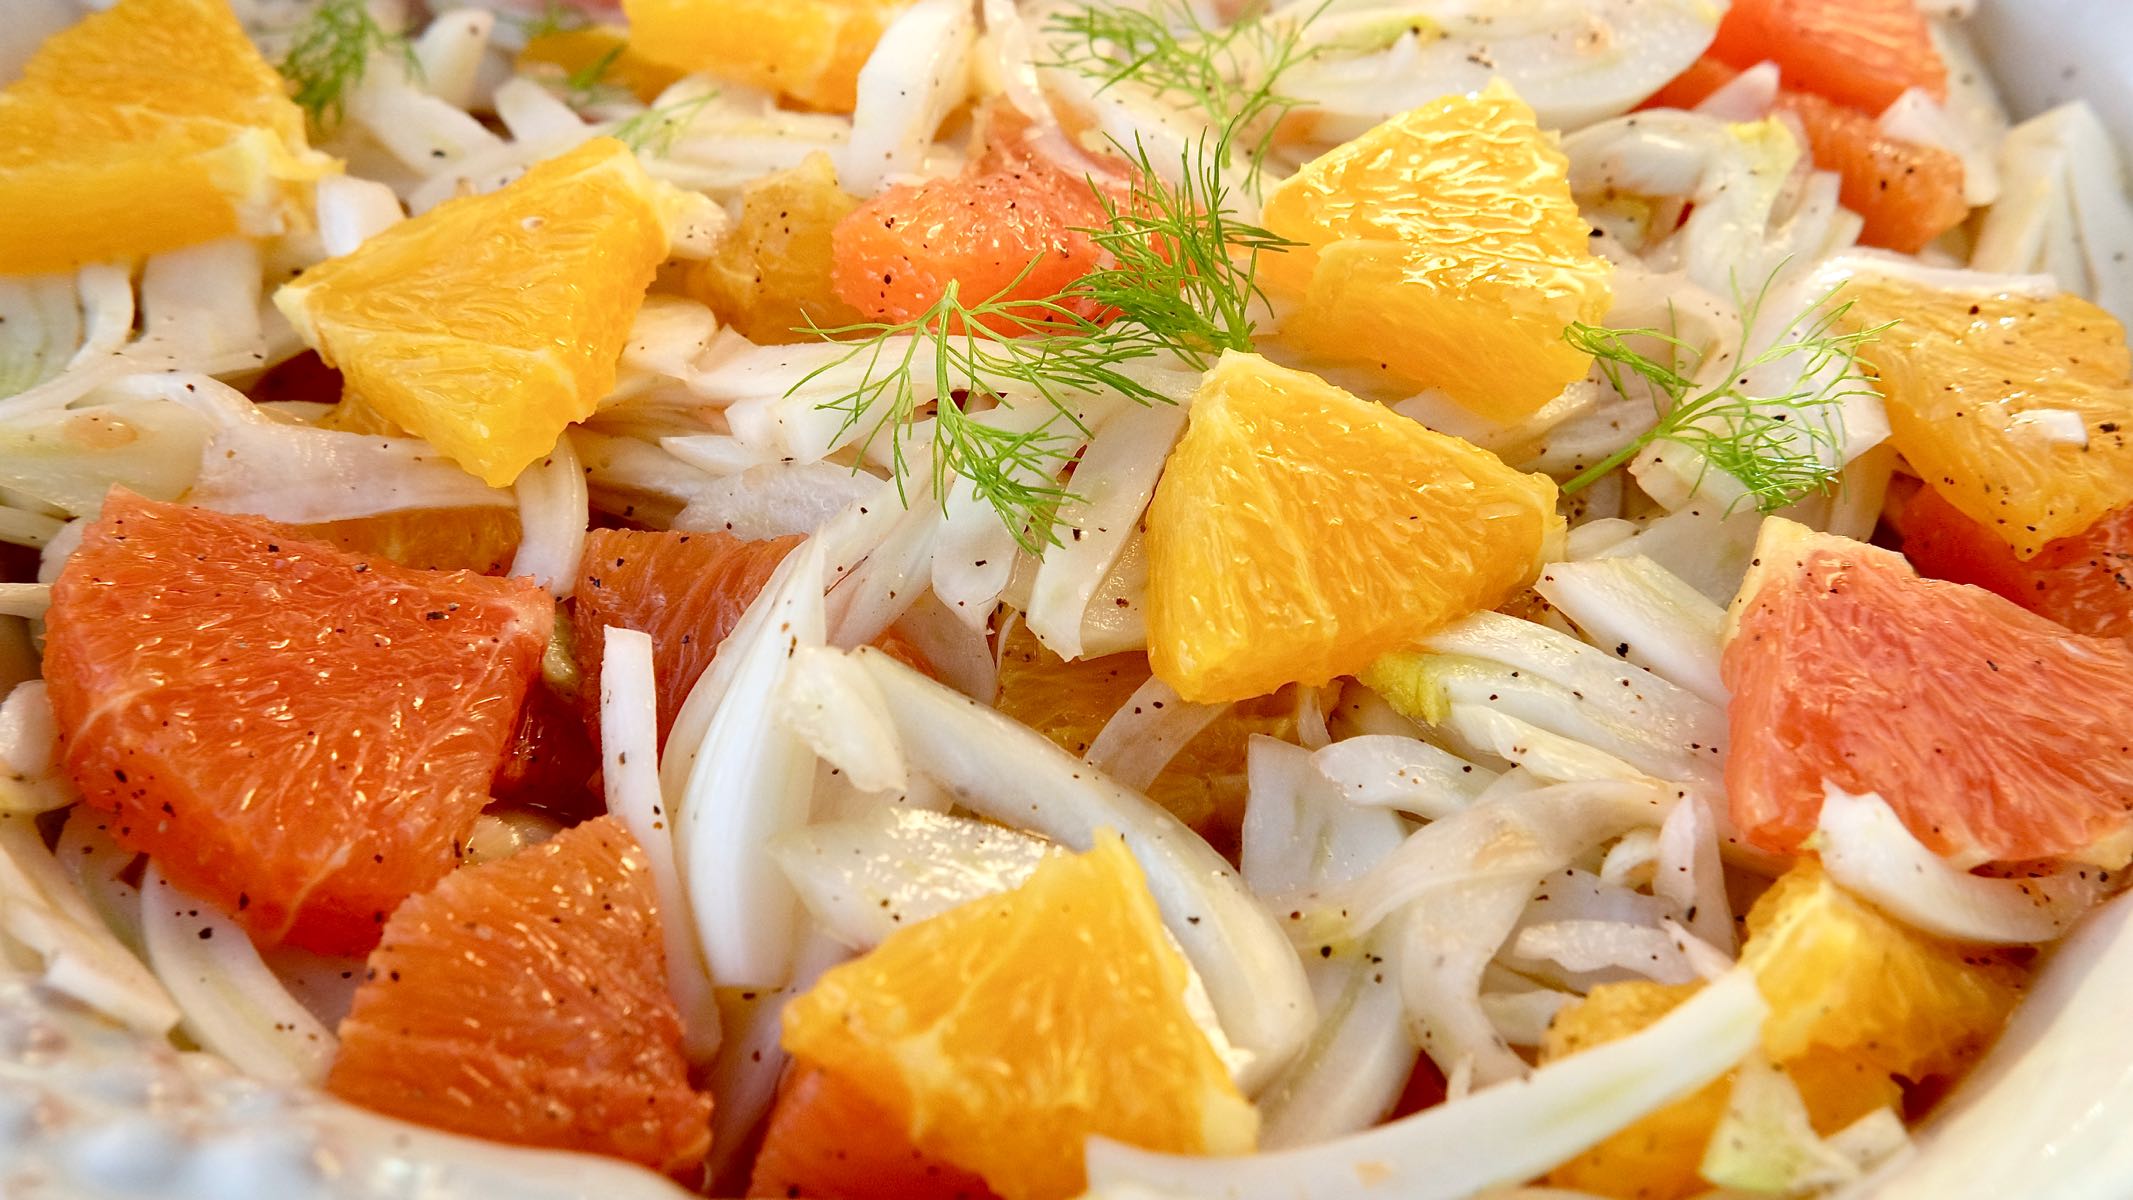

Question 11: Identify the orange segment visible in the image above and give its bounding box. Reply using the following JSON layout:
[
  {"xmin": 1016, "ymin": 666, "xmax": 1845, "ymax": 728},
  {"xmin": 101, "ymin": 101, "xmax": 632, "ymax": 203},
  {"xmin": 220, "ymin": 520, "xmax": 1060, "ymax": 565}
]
[
  {"xmin": 1898, "ymin": 486, "xmax": 2133, "ymax": 645},
  {"xmin": 993, "ymin": 621, "xmax": 1295, "ymax": 847},
  {"xmin": 1708, "ymin": 0, "xmax": 1946, "ymax": 115},
  {"xmin": 291, "ymin": 508, "xmax": 522, "ymax": 574},
  {"xmin": 749, "ymin": 1062, "xmax": 999, "ymax": 1200},
  {"xmin": 1259, "ymin": 82, "xmax": 1610, "ymax": 420},
  {"xmin": 275, "ymin": 138, "xmax": 670, "ymax": 488},
  {"xmin": 1543, "ymin": 862, "xmax": 2015, "ymax": 1200},
  {"xmin": 328, "ymin": 816, "xmax": 713, "ymax": 1173},
  {"xmin": 40, "ymin": 491, "xmax": 551, "ymax": 954},
  {"xmin": 0, "ymin": 0, "xmax": 334, "ymax": 273},
  {"xmin": 682, "ymin": 152, "xmax": 865, "ymax": 343},
  {"xmin": 1145, "ymin": 352, "xmax": 1562, "ymax": 704},
  {"xmin": 1840, "ymin": 279, "xmax": 2133, "ymax": 558},
  {"xmin": 781, "ymin": 836, "xmax": 1255, "ymax": 1200},
  {"xmin": 620, "ymin": 0, "xmax": 912, "ymax": 112},
  {"xmin": 1723, "ymin": 520, "xmax": 2133, "ymax": 864},
  {"xmin": 518, "ymin": 24, "xmax": 684, "ymax": 104}
]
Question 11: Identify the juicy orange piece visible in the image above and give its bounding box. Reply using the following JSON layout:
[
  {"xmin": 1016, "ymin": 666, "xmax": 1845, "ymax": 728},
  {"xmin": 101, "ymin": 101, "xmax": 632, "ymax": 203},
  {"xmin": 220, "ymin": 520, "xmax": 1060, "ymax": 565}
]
[
  {"xmin": 518, "ymin": 24, "xmax": 685, "ymax": 104},
  {"xmin": 1708, "ymin": 0, "xmax": 1946, "ymax": 115},
  {"xmin": 1543, "ymin": 862, "xmax": 2013, "ymax": 1200},
  {"xmin": 621, "ymin": 0, "xmax": 911, "ymax": 112},
  {"xmin": 275, "ymin": 138, "xmax": 670, "ymax": 488},
  {"xmin": 1840, "ymin": 279, "xmax": 2133, "ymax": 558},
  {"xmin": 831, "ymin": 142, "xmax": 1111, "ymax": 333},
  {"xmin": 781, "ymin": 836, "xmax": 1255, "ymax": 1200},
  {"xmin": 41, "ymin": 491, "xmax": 551, "ymax": 954},
  {"xmin": 1724, "ymin": 519, "xmax": 2133, "ymax": 864},
  {"xmin": 328, "ymin": 816, "xmax": 713, "ymax": 1173},
  {"xmin": 1259, "ymin": 82, "xmax": 1610, "ymax": 421},
  {"xmin": 1145, "ymin": 352, "xmax": 1562, "ymax": 704},
  {"xmin": 683, "ymin": 152, "xmax": 865, "ymax": 343},
  {"xmin": 291, "ymin": 508, "xmax": 522, "ymax": 574},
  {"xmin": 0, "ymin": 0, "xmax": 334, "ymax": 273},
  {"xmin": 750, "ymin": 1063, "xmax": 999, "ymax": 1200},
  {"xmin": 1899, "ymin": 485, "xmax": 2133, "ymax": 645},
  {"xmin": 1781, "ymin": 93, "xmax": 1968, "ymax": 253},
  {"xmin": 993, "ymin": 621, "xmax": 1295, "ymax": 847}
]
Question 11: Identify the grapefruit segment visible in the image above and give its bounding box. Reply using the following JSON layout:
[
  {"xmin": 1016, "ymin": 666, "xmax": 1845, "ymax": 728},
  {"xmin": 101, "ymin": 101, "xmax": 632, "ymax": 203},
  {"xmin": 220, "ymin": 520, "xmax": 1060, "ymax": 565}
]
[
  {"xmin": 1898, "ymin": 485, "xmax": 2133, "ymax": 645},
  {"xmin": 1145, "ymin": 352, "xmax": 1562, "ymax": 704},
  {"xmin": 327, "ymin": 815, "xmax": 712, "ymax": 1173},
  {"xmin": 749, "ymin": 1062, "xmax": 999, "ymax": 1200},
  {"xmin": 1706, "ymin": 0, "xmax": 1946, "ymax": 115},
  {"xmin": 41, "ymin": 491, "xmax": 550, "ymax": 954},
  {"xmin": 1722, "ymin": 518, "xmax": 2133, "ymax": 865}
]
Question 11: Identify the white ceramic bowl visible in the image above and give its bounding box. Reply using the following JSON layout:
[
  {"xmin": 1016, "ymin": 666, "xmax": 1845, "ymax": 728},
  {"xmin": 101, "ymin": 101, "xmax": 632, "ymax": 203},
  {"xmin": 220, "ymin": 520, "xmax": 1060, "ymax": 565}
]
[{"xmin": 1863, "ymin": 9, "xmax": 2133, "ymax": 1198}]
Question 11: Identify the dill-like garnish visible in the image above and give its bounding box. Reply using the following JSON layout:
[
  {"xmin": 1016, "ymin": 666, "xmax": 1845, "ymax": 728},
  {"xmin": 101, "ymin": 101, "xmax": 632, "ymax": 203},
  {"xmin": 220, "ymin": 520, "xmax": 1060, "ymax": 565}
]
[
  {"xmin": 796, "ymin": 274, "xmax": 1172, "ymax": 553},
  {"xmin": 515, "ymin": 0, "xmax": 593, "ymax": 40},
  {"xmin": 1071, "ymin": 132, "xmax": 1298, "ymax": 369},
  {"xmin": 278, "ymin": 0, "xmax": 417, "ymax": 133},
  {"xmin": 1042, "ymin": 0, "xmax": 1324, "ymax": 186},
  {"xmin": 612, "ymin": 93, "xmax": 714, "ymax": 156},
  {"xmin": 560, "ymin": 44, "xmax": 629, "ymax": 108},
  {"xmin": 1559, "ymin": 278, "xmax": 1896, "ymax": 513}
]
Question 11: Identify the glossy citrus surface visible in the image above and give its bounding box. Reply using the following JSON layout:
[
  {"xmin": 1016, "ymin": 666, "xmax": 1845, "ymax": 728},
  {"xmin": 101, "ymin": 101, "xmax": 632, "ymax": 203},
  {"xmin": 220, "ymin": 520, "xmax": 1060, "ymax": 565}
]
[
  {"xmin": 1724, "ymin": 520, "xmax": 2133, "ymax": 864},
  {"xmin": 621, "ymin": 0, "xmax": 910, "ymax": 111},
  {"xmin": 1146, "ymin": 352, "xmax": 1562, "ymax": 704},
  {"xmin": 1707, "ymin": 0, "xmax": 1946, "ymax": 115},
  {"xmin": 684, "ymin": 152, "xmax": 864, "ymax": 343},
  {"xmin": 781, "ymin": 836, "xmax": 1255, "ymax": 1200},
  {"xmin": 1899, "ymin": 485, "xmax": 2133, "ymax": 644},
  {"xmin": 0, "ymin": 0, "xmax": 333, "ymax": 273},
  {"xmin": 1842, "ymin": 278, "xmax": 2133, "ymax": 558},
  {"xmin": 749, "ymin": 1062, "xmax": 998, "ymax": 1200},
  {"xmin": 41, "ymin": 491, "xmax": 551, "ymax": 953},
  {"xmin": 276, "ymin": 138, "xmax": 669, "ymax": 488},
  {"xmin": 328, "ymin": 816, "xmax": 713, "ymax": 1173},
  {"xmin": 1259, "ymin": 82, "xmax": 1610, "ymax": 420}
]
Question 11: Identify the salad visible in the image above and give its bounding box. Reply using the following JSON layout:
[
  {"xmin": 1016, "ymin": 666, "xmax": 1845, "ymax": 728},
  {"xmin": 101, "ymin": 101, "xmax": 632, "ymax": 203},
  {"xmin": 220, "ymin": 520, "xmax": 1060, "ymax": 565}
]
[{"xmin": 1, "ymin": 0, "xmax": 2131, "ymax": 1197}]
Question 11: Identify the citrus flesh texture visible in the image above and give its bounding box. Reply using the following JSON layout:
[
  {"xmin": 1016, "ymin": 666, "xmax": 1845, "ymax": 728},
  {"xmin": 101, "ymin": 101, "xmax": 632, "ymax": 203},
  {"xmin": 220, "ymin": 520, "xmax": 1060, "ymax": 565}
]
[
  {"xmin": 570, "ymin": 528, "xmax": 930, "ymax": 749},
  {"xmin": 780, "ymin": 835, "xmax": 1256, "ymax": 1200},
  {"xmin": 1723, "ymin": 518, "xmax": 2133, "ymax": 865},
  {"xmin": 1258, "ymin": 81, "xmax": 1611, "ymax": 421},
  {"xmin": 1145, "ymin": 352, "xmax": 1563, "ymax": 704},
  {"xmin": 275, "ymin": 137, "xmax": 670, "ymax": 489},
  {"xmin": 40, "ymin": 491, "xmax": 551, "ymax": 954},
  {"xmin": 1898, "ymin": 485, "xmax": 2133, "ymax": 645},
  {"xmin": 327, "ymin": 816, "xmax": 713, "ymax": 1173},
  {"xmin": 831, "ymin": 112, "xmax": 1113, "ymax": 333},
  {"xmin": 993, "ymin": 621, "xmax": 1295, "ymax": 849},
  {"xmin": 1706, "ymin": 0, "xmax": 1946, "ymax": 115},
  {"xmin": 683, "ymin": 151, "xmax": 865, "ymax": 344},
  {"xmin": 292, "ymin": 508, "xmax": 523, "ymax": 574},
  {"xmin": 1643, "ymin": 59, "xmax": 1968, "ymax": 253},
  {"xmin": 0, "ymin": 0, "xmax": 334, "ymax": 274},
  {"xmin": 750, "ymin": 1062, "xmax": 998, "ymax": 1200},
  {"xmin": 1839, "ymin": 278, "xmax": 2133, "ymax": 558},
  {"xmin": 517, "ymin": 25, "xmax": 684, "ymax": 104},
  {"xmin": 1543, "ymin": 861, "xmax": 2018, "ymax": 1200},
  {"xmin": 621, "ymin": 0, "xmax": 911, "ymax": 112}
]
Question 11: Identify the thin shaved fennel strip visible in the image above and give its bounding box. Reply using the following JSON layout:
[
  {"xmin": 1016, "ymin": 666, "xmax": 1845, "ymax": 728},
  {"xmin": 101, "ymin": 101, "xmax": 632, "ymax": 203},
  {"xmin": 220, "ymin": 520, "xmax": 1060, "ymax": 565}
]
[
  {"xmin": 0, "ymin": 812, "xmax": 177, "ymax": 1035},
  {"xmin": 1086, "ymin": 968, "xmax": 1765, "ymax": 1199},
  {"xmin": 1085, "ymin": 674, "xmax": 1228, "ymax": 793},
  {"xmin": 771, "ymin": 806, "xmax": 1054, "ymax": 951},
  {"xmin": 840, "ymin": 0, "xmax": 976, "ymax": 194},
  {"xmin": 139, "ymin": 864, "xmax": 337, "ymax": 1087},
  {"xmin": 844, "ymin": 645, "xmax": 1316, "ymax": 1093},
  {"xmin": 1532, "ymin": 555, "xmax": 1727, "ymax": 707},
  {"xmin": 0, "ymin": 584, "xmax": 48, "ymax": 621},
  {"xmin": 671, "ymin": 538, "xmax": 827, "ymax": 989},
  {"xmin": 599, "ymin": 627, "xmax": 719, "ymax": 1060},
  {"xmin": 1656, "ymin": 792, "xmax": 1736, "ymax": 953},
  {"xmin": 1309, "ymin": 734, "xmax": 1492, "ymax": 820},
  {"xmin": 507, "ymin": 432, "xmax": 587, "ymax": 598},
  {"xmin": 704, "ymin": 929, "xmax": 849, "ymax": 1192},
  {"xmin": 1814, "ymin": 785, "xmax": 2102, "ymax": 944}
]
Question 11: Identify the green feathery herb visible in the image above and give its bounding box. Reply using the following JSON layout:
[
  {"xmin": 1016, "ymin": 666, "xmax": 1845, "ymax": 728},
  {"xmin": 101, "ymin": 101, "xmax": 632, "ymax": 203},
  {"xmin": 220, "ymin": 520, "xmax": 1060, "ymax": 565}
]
[
  {"xmin": 612, "ymin": 93, "xmax": 715, "ymax": 156},
  {"xmin": 796, "ymin": 272, "xmax": 1172, "ymax": 553},
  {"xmin": 515, "ymin": 0, "xmax": 594, "ymax": 40},
  {"xmin": 560, "ymin": 43, "xmax": 630, "ymax": 109},
  {"xmin": 1071, "ymin": 132, "xmax": 1298, "ymax": 369},
  {"xmin": 1043, "ymin": 0, "xmax": 1325, "ymax": 186},
  {"xmin": 279, "ymin": 0, "xmax": 417, "ymax": 133},
  {"xmin": 1560, "ymin": 277, "xmax": 1895, "ymax": 513}
]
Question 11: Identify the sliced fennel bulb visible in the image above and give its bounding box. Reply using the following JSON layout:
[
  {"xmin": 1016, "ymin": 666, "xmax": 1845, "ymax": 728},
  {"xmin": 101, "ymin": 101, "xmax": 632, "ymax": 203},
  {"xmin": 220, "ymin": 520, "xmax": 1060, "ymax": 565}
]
[
  {"xmin": 1084, "ymin": 969, "xmax": 1766, "ymax": 1200},
  {"xmin": 771, "ymin": 806, "xmax": 1055, "ymax": 950}
]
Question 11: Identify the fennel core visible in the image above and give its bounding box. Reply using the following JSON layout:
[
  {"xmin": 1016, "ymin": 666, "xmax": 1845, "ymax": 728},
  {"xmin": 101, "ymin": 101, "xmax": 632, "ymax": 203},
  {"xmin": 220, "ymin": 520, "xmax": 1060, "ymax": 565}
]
[
  {"xmin": 788, "ymin": 2, "xmax": 1316, "ymax": 553},
  {"xmin": 1558, "ymin": 281, "xmax": 1896, "ymax": 515}
]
